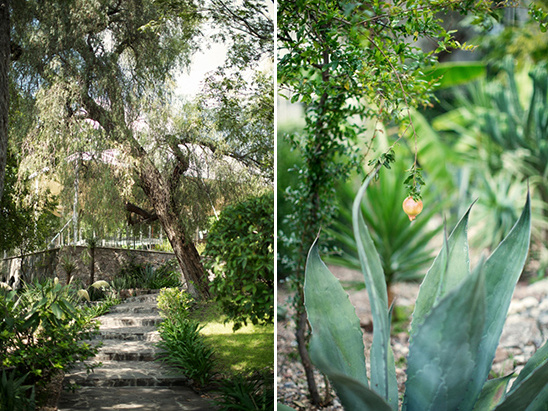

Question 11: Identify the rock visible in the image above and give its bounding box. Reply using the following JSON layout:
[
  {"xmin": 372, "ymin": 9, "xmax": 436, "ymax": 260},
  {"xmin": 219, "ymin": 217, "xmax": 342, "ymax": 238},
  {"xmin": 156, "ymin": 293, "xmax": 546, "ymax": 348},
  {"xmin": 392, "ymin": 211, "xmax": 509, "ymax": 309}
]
[
  {"xmin": 508, "ymin": 296, "xmax": 539, "ymax": 315},
  {"xmin": 499, "ymin": 315, "xmax": 542, "ymax": 348}
]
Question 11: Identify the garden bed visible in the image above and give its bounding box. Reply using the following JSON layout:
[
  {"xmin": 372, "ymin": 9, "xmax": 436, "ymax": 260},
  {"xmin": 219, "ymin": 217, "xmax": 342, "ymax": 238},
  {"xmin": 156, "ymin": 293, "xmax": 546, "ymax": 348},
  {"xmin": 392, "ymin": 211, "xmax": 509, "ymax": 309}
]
[{"xmin": 277, "ymin": 266, "xmax": 548, "ymax": 410}]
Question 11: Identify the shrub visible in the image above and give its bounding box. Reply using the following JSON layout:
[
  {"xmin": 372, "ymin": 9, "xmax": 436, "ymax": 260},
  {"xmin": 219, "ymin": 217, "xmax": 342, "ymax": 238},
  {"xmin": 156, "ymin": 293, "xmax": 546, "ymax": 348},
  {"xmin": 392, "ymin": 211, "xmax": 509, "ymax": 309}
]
[
  {"xmin": 280, "ymin": 173, "xmax": 547, "ymax": 410},
  {"xmin": 0, "ymin": 278, "xmax": 100, "ymax": 406},
  {"xmin": 204, "ymin": 192, "xmax": 274, "ymax": 330},
  {"xmin": 113, "ymin": 259, "xmax": 182, "ymax": 290},
  {"xmin": 214, "ymin": 370, "xmax": 274, "ymax": 411},
  {"xmin": 157, "ymin": 287, "xmax": 194, "ymax": 318},
  {"xmin": 156, "ymin": 313, "xmax": 215, "ymax": 387},
  {"xmin": 0, "ymin": 369, "xmax": 35, "ymax": 411}
]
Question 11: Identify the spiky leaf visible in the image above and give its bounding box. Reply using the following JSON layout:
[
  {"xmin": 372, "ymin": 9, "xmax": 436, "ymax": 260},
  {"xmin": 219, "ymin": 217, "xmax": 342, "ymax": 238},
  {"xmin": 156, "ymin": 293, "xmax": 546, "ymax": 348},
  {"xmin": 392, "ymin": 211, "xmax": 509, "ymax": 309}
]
[
  {"xmin": 463, "ymin": 194, "xmax": 531, "ymax": 410},
  {"xmin": 472, "ymin": 374, "xmax": 513, "ymax": 411},
  {"xmin": 304, "ymin": 239, "xmax": 368, "ymax": 391},
  {"xmin": 493, "ymin": 359, "xmax": 548, "ymax": 411},
  {"xmin": 409, "ymin": 204, "xmax": 472, "ymax": 338},
  {"xmin": 352, "ymin": 171, "xmax": 398, "ymax": 409},
  {"xmin": 403, "ymin": 266, "xmax": 486, "ymax": 411}
]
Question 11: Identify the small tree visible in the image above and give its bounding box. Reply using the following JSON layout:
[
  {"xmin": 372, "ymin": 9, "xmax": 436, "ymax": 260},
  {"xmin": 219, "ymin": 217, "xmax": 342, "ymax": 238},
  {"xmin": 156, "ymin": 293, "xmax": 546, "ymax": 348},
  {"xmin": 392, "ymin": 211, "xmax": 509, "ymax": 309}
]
[{"xmin": 204, "ymin": 192, "xmax": 274, "ymax": 331}]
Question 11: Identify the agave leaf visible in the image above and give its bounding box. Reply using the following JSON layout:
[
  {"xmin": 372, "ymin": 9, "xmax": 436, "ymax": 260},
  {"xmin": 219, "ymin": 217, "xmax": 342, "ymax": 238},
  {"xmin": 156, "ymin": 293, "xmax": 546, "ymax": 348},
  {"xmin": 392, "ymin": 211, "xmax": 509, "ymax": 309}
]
[
  {"xmin": 277, "ymin": 404, "xmax": 297, "ymax": 411},
  {"xmin": 463, "ymin": 194, "xmax": 531, "ymax": 410},
  {"xmin": 318, "ymin": 371, "xmax": 392, "ymax": 411},
  {"xmin": 403, "ymin": 265, "xmax": 486, "ymax": 411},
  {"xmin": 493, "ymin": 358, "xmax": 548, "ymax": 411},
  {"xmin": 508, "ymin": 338, "xmax": 548, "ymax": 393},
  {"xmin": 409, "ymin": 203, "xmax": 472, "ymax": 338},
  {"xmin": 472, "ymin": 374, "xmax": 513, "ymax": 411},
  {"xmin": 304, "ymin": 239, "xmax": 368, "ymax": 388},
  {"xmin": 352, "ymin": 171, "xmax": 398, "ymax": 409}
]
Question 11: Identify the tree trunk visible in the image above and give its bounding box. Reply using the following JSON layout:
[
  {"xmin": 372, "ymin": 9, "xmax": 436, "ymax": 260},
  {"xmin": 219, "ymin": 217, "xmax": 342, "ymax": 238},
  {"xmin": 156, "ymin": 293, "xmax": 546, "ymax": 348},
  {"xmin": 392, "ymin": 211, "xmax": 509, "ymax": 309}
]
[
  {"xmin": 138, "ymin": 159, "xmax": 210, "ymax": 299},
  {"xmin": 0, "ymin": 0, "xmax": 9, "ymax": 202}
]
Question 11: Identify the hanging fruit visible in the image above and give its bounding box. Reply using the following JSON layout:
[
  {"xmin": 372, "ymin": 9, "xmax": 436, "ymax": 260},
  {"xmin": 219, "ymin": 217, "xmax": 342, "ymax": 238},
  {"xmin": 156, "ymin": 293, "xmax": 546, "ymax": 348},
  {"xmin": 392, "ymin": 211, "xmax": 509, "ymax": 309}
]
[{"xmin": 403, "ymin": 196, "xmax": 423, "ymax": 221}]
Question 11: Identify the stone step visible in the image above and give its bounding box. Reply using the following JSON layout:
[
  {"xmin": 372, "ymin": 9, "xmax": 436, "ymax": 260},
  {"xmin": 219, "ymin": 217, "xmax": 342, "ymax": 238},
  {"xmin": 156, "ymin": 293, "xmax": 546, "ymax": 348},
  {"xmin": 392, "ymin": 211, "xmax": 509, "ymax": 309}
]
[
  {"xmin": 95, "ymin": 326, "xmax": 160, "ymax": 342},
  {"xmin": 94, "ymin": 339, "xmax": 163, "ymax": 362},
  {"xmin": 64, "ymin": 361, "xmax": 186, "ymax": 388},
  {"xmin": 57, "ymin": 386, "xmax": 215, "ymax": 410},
  {"xmin": 121, "ymin": 292, "xmax": 161, "ymax": 304},
  {"xmin": 98, "ymin": 313, "xmax": 163, "ymax": 328},
  {"xmin": 108, "ymin": 302, "xmax": 160, "ymax": 314}
]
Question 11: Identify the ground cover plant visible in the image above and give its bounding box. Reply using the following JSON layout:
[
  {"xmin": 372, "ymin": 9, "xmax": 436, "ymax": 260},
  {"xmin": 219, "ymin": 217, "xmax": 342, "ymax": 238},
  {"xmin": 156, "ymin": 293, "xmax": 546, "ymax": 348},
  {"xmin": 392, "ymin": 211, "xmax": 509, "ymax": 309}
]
[
  {"xmin": 0, "ymin": 278, "xmax": 101, "ymax": 408},
  {"xmin": 112, "ymin": 259, "xmax": 183, "ymax": 291},
  {"xmin": 279, "ymin": 171, "xmax": 548, "ymax": 410}
]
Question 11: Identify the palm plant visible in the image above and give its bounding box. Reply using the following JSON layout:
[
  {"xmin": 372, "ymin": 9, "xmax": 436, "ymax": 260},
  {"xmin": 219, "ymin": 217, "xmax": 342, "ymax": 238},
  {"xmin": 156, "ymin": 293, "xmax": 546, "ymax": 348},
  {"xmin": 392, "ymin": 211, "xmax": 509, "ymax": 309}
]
[{"xmin": 326, "ymin": 162, "xmax": 442, "ymax": 302}]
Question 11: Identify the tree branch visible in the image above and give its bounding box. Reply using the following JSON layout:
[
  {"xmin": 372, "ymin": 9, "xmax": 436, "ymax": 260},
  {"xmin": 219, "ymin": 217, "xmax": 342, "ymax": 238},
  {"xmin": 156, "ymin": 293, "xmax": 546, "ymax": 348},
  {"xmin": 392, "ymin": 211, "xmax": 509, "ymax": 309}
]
[{"xmin": 125, "ymin": 202, "xmax": 158, "ymax": 225}]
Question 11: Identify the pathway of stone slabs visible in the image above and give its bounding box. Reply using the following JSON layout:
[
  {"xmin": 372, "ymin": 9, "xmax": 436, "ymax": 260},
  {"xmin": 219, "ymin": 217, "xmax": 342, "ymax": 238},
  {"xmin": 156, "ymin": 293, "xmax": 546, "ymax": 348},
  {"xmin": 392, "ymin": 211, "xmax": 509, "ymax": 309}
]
[{"xmin": 57, "ymin": 293, "xmax": 217, "ymax": 410}]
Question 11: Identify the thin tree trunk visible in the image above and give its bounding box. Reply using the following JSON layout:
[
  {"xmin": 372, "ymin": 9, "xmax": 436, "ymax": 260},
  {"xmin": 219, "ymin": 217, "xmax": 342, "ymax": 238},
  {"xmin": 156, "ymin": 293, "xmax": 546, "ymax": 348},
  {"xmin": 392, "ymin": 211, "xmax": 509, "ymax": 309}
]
[
  {"xmin": 0, "ymin": 0, "xmax": 9, "ymax": 202},
  {"xmin": 89, "ymin": 245, "xmax": 95, "ymax": 286}
]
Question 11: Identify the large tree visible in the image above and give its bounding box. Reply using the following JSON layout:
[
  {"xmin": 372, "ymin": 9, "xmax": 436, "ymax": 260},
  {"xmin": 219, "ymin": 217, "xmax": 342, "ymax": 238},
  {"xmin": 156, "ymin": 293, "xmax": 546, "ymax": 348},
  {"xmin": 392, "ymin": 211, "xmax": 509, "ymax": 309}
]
[{"xmin": 10, "ymin": 0, "xmax": 272, "ymax": 298}]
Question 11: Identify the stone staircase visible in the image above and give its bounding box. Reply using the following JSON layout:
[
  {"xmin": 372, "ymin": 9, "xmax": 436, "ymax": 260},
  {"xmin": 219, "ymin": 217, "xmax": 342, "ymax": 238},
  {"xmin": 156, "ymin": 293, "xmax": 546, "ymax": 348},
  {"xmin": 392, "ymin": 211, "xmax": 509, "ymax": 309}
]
[{"xmin": 58, "ymin": 293, "xmax": 216, "ymax": 410}]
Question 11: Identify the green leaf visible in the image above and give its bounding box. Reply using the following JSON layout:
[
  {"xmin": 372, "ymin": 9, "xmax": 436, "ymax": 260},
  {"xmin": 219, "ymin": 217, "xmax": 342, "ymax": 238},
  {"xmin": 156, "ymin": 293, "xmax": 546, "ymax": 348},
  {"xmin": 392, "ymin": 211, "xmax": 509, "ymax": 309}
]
[
  {"xmin": 508, "ymin": 338, "xmax": 548, "ymax": 393},
  {"xmin": 352, "ymin": 170, "xmax": 397, "ymax": 409},
  {"xmin": 463, "ymin": 193, "xmax": 531, "ymax": 410},
  {"xmin": 494, "ymin": 359, "xmax": 548, "ymax": 411},
  {"xmin": 305, "ymin": 239, "xmax": 368, "ymax": 388},
  {"xmin": 317, "ymin": 371, "xmax": 392, "ymax": 411},
  {"xmin": 473, "ymin": 374, "xmax": 513, "ymax": 411},
  {"xmin": 409, "ymin": 204, "xmax": 472, "ymax": 338},
  {"xmin": 403, "ymin": 266, "xmax": 486, "ymax": 411},
  {"xmin": 277, "ymin": 404, "xmax": 297, "ymax": 411},
  {"xmin": 422, "ymin": 62, "xmax": 486, "ymax": 89},
  {"xmin": 51, "ymin": 303, "xmax": 64, "ymax": 320}
]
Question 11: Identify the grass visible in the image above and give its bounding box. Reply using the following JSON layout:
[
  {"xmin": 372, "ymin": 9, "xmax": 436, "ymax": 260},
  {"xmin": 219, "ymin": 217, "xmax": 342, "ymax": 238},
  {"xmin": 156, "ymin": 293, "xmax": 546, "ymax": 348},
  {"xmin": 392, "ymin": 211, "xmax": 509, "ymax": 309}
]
[{"xmin": 188, "ymin": 300, "xmax": 274, "ymax": 375}]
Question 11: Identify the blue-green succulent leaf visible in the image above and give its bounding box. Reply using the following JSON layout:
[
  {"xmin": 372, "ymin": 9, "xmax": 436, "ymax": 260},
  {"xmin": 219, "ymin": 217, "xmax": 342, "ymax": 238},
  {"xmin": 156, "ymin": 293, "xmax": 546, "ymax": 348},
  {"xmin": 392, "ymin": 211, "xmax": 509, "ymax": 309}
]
[
  {"xmin": 509, "ymin": 339, "xmax": 548, "ymax": 393},
  {"xmin": 320, "ymin": 371, "xmax": 393, "ymax": 411},
  {"xmin": 473, "ymin": 374, "xmax": 513, "ymax": 411},
  {"xmin": 352, "ymin": 171, "xmax": 398, "ymax": 409},
  {"xmin": 463, "ymin": 193, "xmax": 531, "ymax": 410},
  {"xmin": 493, "ymin": 358, "xmax": 548, "ymax": 411},
  {"xmin": 409, "ymin": 204, "xmax": 472, "ymax": 338},
  {"xmin": 403, "ymin": 265, "xmax": 486, "ymax": 411},
  {"xmin": 304, "ymin": 239, "xmax": 368, "ymax": 389}
]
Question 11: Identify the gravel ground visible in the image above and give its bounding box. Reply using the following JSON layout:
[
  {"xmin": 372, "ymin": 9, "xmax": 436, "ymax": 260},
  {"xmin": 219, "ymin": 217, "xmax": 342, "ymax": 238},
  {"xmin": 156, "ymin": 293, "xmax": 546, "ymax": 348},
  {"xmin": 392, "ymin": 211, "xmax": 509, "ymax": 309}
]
[{"xmin": 277, "ymin": 265, "xmax": 548, "ymax": 410}]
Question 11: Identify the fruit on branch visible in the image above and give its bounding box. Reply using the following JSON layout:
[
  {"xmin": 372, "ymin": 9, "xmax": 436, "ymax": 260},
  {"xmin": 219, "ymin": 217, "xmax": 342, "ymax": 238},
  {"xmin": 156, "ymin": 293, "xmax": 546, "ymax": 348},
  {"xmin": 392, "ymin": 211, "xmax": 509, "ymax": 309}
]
[{"xmin": 403, "ymin": 196, "xmax": 423, "ymax": 221}]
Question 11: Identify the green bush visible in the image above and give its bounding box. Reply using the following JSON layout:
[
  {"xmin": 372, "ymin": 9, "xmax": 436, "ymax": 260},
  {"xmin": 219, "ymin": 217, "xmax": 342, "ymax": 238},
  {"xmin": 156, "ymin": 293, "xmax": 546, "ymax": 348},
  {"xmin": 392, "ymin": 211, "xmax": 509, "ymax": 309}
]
[
  {"xmin": 204, "ymin": 192, "xmax": 274, "ymax": 330},
  {"xmin": 157, "ymin": 287, "xmax": 194, "ymax": 318},
  {"xmin": 0, "ymin": 278, "xmax": 100, "ymax": 407},
  {"xmin": 156, "ymin": 313, "xmax": 215, "ymax": 387}
]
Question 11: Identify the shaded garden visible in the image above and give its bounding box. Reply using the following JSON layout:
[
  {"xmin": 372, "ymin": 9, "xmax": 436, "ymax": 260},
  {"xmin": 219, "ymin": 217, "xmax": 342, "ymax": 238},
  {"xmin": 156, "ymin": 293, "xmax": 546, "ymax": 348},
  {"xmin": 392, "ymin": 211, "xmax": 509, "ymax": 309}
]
[{"xmin": 0, "ymin": 0, "xmax": 274, "ymax": 410}]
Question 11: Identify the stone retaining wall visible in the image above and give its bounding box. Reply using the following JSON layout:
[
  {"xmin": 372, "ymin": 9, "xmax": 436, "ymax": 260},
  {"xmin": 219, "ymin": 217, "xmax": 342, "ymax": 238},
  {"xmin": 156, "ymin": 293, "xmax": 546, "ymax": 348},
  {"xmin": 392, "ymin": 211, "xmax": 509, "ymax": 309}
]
[{"xmin": 0, "ymin": 246, "xmax": 178, "ymax": 288}]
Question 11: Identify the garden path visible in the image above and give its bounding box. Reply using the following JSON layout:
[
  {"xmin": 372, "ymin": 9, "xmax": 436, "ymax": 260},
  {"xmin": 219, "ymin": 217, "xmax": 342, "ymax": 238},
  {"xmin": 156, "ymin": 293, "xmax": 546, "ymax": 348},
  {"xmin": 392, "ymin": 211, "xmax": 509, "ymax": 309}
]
[{"xmin": 57, "ymin": 292, "xmax": 216, "ymax": 410}]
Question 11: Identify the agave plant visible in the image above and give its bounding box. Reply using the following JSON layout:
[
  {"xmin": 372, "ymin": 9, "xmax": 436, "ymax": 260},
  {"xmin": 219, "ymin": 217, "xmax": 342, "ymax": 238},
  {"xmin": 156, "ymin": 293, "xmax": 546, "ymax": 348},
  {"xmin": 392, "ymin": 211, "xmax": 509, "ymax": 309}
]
[{"xmin": 278, "ymin": 170, "xmax": 547, "ymax": 410}]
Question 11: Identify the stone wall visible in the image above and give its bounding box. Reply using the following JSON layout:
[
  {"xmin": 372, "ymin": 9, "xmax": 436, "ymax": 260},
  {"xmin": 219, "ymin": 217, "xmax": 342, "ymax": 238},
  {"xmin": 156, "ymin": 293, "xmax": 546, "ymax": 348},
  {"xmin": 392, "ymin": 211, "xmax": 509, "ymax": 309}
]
[{"xmin": 0, "ymin": 246, "xmax": 179, "ymax": 288}]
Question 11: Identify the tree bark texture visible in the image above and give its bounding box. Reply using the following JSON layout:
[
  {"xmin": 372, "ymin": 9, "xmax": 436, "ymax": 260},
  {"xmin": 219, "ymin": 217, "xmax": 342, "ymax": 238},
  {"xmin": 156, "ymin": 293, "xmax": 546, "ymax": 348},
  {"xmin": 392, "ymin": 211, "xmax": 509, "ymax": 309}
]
[
  {"xmin": 0, "ymin": 0, "xmax": 9, "ymax": 202},
  {"xmin": 138, "ymin": 158, "xmax": 211, "ymax": 299}
]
